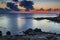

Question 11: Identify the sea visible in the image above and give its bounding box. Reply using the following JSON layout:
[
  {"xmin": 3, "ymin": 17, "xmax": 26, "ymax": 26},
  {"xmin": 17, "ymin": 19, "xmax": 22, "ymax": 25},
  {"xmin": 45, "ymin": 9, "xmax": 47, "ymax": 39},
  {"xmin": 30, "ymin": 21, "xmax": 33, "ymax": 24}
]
[{"xmin": 0, "ymin": 13, "xmax": 60, "ymax": 35}]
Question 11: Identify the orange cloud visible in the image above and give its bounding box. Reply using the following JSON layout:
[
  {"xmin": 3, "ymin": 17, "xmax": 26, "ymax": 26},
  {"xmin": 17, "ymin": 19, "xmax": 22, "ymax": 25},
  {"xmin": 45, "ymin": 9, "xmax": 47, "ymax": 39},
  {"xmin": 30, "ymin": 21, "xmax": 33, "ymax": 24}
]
[
  {"xmin": 0, "ymin": 4, "xmax": 7, "ymax": 8},
  {"xmin": 0, "ymin": 3, "xmax": 60, "ymax": 9}
]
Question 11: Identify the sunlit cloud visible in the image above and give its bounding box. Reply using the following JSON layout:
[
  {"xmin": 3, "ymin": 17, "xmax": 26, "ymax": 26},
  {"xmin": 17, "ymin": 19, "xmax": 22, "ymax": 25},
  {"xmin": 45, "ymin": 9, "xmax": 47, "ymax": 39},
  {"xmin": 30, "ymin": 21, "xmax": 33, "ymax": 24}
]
[{"xmin": 0, "ymin": 0, "xmax": 60, "ymax": 9}]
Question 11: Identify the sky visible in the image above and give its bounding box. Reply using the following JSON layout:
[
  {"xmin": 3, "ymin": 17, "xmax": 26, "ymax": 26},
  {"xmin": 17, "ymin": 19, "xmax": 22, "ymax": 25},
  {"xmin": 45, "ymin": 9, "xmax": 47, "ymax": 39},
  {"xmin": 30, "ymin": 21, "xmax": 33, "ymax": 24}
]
[{"xmin": 0, "ymin": 0, "xmax": 60, "ymax": 9}]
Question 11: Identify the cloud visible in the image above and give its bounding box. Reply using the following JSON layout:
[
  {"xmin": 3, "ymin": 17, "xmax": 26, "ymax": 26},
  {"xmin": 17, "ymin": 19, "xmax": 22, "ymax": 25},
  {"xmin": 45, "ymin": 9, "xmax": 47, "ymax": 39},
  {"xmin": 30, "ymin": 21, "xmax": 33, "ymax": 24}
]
[
  {"xmin": 20, "ymin": 0, "xmax": 34, "ymax": 11},
  {"xmin": 13, "ymin": 0, "xmax": 18, "ymax": 2},
  {"xmin": 7, "ymin": 2, "xmax": 20, "ymax": 11},
  {"xmin": 6, "ymin": 0, "xmax": 34, "ymax": 11}
]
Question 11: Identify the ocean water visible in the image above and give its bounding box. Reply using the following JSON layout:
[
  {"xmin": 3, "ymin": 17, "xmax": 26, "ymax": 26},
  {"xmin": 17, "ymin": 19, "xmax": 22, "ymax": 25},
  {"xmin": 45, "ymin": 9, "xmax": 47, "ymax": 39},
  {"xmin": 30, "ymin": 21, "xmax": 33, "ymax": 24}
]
[{"xmin": 0, "ymin": 13, "xmax": 60, "ymax": 35}]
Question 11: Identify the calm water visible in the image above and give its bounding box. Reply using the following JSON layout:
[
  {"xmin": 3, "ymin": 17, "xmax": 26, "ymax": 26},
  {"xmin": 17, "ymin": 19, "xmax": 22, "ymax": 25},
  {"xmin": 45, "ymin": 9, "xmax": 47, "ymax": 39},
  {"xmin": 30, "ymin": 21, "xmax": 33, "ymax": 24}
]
[{"xmin": 0, "ymin": 13, "xmax": 60, "ymax": 35}]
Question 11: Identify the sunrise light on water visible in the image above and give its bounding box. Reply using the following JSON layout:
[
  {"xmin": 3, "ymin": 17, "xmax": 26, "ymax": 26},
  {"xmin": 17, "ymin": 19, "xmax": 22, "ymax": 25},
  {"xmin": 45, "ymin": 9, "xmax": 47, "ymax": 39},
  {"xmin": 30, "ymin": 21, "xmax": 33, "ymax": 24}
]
[{"xmin": 0, "ymin": 1, "xmax": 60, "ymax": 40}]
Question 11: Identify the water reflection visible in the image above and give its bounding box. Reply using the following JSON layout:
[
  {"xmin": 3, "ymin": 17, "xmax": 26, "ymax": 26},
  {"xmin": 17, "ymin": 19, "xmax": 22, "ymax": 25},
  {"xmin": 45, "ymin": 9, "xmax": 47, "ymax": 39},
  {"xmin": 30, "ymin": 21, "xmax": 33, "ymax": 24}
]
[
  {"xmin": 0, "ymin": 14, "xmax": 60, "ymax": 35},
  {"xmin": 0, "ymin": 15, "xmax": 10, "ymax": 35},
  {"xmin": 32, "ymin": 19, "xmax": 60, "ymax": 34}
]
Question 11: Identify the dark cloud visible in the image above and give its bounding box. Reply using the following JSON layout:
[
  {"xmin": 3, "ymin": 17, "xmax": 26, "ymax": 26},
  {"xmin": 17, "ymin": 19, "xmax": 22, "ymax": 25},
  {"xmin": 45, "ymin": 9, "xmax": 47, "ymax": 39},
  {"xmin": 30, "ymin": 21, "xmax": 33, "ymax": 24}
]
[
  {"xmin": 7, "ymin": 2, "xmax": 20, "ymax": 11},
  {"xmin": 13, "ymin": 0, "xmax": 18, "ymax": 2},
  {"xmin": 20, "ymin": 0, "xmax": 34, "ymax": 11},
  {"xmin": 36, "ymin": 0, "xmax": 60, "ymax": 2},
  {"xmin": 6, "ymin": 0, "xmax": 34, "ymax": 11}
]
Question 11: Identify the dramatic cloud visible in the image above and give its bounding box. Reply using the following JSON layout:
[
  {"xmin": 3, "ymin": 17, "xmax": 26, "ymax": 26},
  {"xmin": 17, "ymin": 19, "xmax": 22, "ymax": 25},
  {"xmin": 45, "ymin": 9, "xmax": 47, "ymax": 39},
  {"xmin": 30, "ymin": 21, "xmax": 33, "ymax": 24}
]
[
  {"xmin": 13, "ymin": 0, "xmax": 18, "ymax": 2},
  {"xmin": 20, "ymin": 0, "xmax": 34, "ymax": 11},
  {"xmin": 6, "ymin": 0, "xmax": 34, "ymax": 11},
  {"xmin": 7, "ymin": 2, "xmax": 20, "ymax": 11}
]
